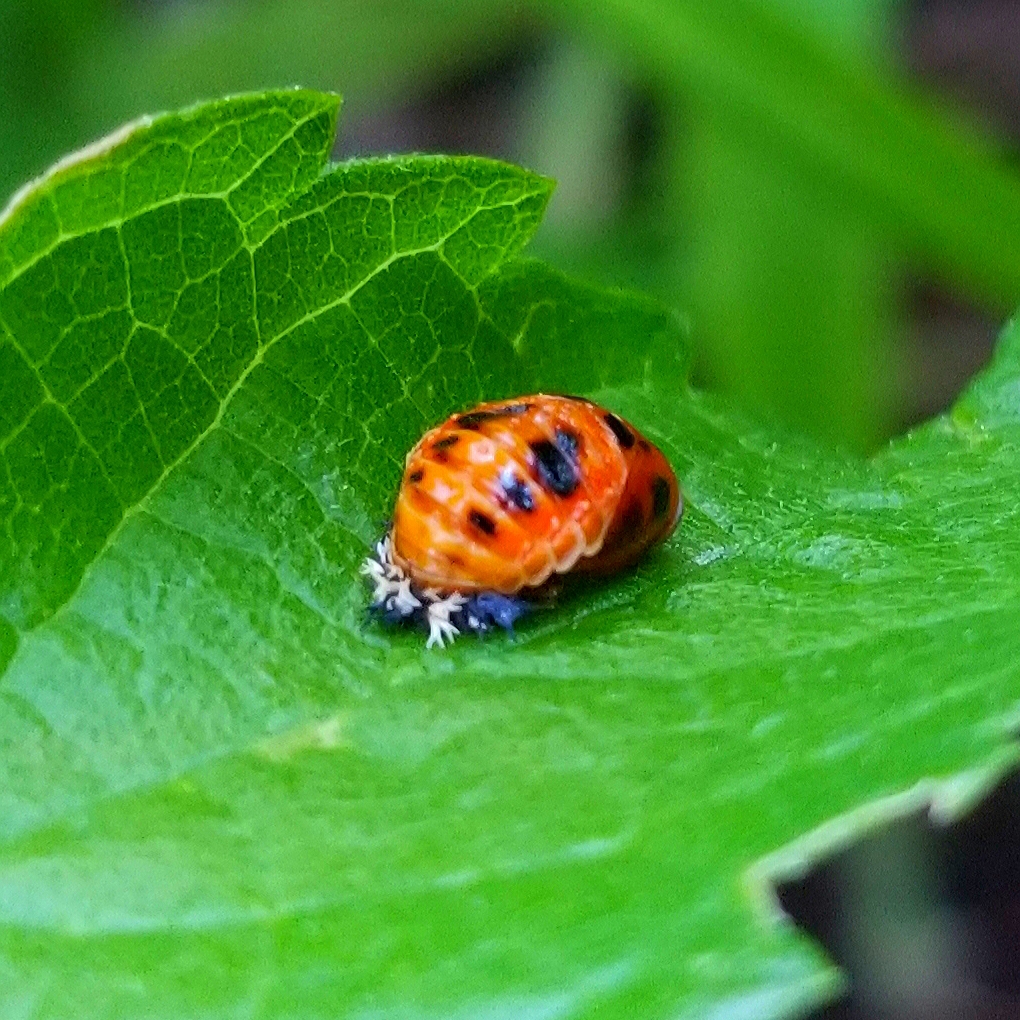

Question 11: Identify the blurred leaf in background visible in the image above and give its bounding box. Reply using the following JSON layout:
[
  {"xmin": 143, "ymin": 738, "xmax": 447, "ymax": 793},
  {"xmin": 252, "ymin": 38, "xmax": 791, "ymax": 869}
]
[
  {"xmin": 0, "ymin": 0, "xmax": 534, "ymax": 203},
  {"xmin": 0, "ymin": 0, "xmax": 111, "ymax": 197},
  {"xmin": 5, "ymin": 0, "xmax": 1020, "ymax": 450},
  {"xmin": 528, "ymin": 1, "xmax": 901, "ymax": 452},
  {"xmin": 544, "ymin": 0, "xmax": 1020, "ymax": 449},
  {"xmin": 680, "ymin": 0, "xmax": 897, "ymax": 452}
]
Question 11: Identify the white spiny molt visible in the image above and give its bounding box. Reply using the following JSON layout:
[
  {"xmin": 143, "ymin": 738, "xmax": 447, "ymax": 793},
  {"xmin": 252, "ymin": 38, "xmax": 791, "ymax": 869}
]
[
  {"xmin": 422, "ymin": 591, "xmax": 466, "ymax": 649},
  {"xmin": 362, "ymin": 533, "xmax": 470, "ymax": 647},
  {"xmin": 391, "ymin": 576, "xmax": 422, "ymax": 615},
  {"xmin": 359, "ymin": 536, "xmax": 406, "ymax": 606}
]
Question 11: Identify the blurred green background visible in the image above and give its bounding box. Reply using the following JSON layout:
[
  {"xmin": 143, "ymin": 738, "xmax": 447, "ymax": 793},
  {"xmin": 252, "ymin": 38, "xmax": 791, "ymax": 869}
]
[{"xmin": 3, "ymin": 0, "xmax": 1019, "ymax": 452}]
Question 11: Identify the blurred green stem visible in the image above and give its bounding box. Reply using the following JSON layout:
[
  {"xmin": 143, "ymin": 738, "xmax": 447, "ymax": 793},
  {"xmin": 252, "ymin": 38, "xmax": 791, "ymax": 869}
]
[{"xmin": 558, "ymin": 0, "xmax": 1020, "ymax": 309}]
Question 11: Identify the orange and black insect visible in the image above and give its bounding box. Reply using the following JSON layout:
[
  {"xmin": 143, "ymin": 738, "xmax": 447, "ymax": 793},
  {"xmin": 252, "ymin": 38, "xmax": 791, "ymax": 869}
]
[{"xmin": 362, "ymin": 394, "xmax": 682, "ymax": 646}]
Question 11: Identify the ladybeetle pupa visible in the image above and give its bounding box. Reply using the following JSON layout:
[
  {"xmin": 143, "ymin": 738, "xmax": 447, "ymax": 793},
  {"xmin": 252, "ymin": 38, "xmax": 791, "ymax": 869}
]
[{"xmin": 361, "ymin": 394, "xmax": 682, "ymax": 646}]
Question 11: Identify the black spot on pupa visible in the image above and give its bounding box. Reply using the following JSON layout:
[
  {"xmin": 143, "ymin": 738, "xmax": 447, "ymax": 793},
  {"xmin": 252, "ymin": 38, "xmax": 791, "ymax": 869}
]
[
  {"xmin": 455, "ymin": 412, "xmax": 493, "ymax": 430},
  {"xmin": 433, "ymin": 435, "xmax": 460, "ymax": 451},
  {"xmin": 652, "ymin": 476, "xmax": 671, "ymax": 518},
  {"xmin": 456, "ymin": 403, "xmax": 531, "ymax": 430},
  {"xmin": 501, "ymin": 474, "xmax": 535, "ymax": 512},
  {"xmin": 408, "ymin": 469, "xmax": 424, "ymax": 483},
  {"xmin": 638, "ymin": 439, "xmax": 651, "ymax": 452},
  {"xmin": 555, "ymin": 427, "xmax": 580, "ymax": 459},
  {"xmin": 618, "ymin": 501, "xmax": 646, "ymax": 543},
  {"xmin": 603, "ymin": 412, "xmax": 635, "ymax": 449},
  {"xmin": 468, "ymin": 509, "xmax": 497, "ymax": 536},
  {"xmin": 531, "ymin": 438, "xmax": 579, "ymax": 497}
]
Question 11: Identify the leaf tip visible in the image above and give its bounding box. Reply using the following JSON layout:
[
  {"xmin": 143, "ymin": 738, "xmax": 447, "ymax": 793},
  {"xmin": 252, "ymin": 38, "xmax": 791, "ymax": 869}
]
[{"xmin": 0, "ymin": 114, "xmax": 153, "ymax": 231}]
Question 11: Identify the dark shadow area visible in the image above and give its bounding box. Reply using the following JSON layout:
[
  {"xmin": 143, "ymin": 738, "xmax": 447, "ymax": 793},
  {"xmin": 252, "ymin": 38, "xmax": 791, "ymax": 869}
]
[
  {"xmin": 898, "ymin": 281, "xmax": 1000, "ymax": 430},
  {"xmin": 779, "ymin": 767, "xmax": 1020, "ymax": 1020},
  {"xmin": 338, "ymin": 38, "xmax": 547, "ymax": 160}
]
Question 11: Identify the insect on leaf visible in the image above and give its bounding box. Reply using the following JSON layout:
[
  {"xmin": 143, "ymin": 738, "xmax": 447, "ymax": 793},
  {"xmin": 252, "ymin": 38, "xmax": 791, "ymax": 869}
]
[{"xmin": 1, "ymin": 90, "xmax": 1020, "ymax": 1019}]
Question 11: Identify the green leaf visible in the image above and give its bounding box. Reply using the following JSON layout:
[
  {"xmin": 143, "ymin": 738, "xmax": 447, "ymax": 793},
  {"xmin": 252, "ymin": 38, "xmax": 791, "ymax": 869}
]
[{"xmin": 2, "ymin": 90, "xmax": 1020, "ymax": 1018}]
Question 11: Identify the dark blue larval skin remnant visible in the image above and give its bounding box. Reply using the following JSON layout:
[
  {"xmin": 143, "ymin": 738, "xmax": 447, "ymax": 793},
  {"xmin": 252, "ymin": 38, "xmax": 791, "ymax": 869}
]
[
  {"xmin": 461, "ymin": 592, "xmax": 529, "ymax": 636},
  {"xmin": 366, "ymin": 582, "xmax": 529, "ymax": 639},
  {"xmin": 361, "ymin": 534, "xmax": 530, "ymax": 648}
]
